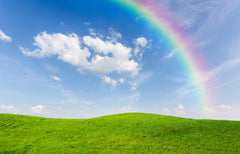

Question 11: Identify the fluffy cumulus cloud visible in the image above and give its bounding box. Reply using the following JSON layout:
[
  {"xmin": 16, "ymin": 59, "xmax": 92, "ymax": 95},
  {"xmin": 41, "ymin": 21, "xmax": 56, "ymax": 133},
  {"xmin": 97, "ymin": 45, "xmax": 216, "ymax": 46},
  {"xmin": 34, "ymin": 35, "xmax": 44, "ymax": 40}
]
[
  {"xmin": 0, "ymin": 30, "xmax": 12, "ymax": 42},
  {"xmin": 103, "ymin": 76, "xmax": 118, "ymax": 87},
  {"xmin": 133, "ymin": 37, "xmax": 148, "ymax": 55},
  {"xmin": 107, "ymin": 28, "xmax": 122, "ymax": 42},
  {"xmin": 0, "ymin": 105, "xmax": 17, "ymax": 113},
  {"xmin": 31, "ymin": 105, "xmax": 48, "ymax": 114},
  {"xmin": 83, "ymin": 36, "xmax": 139, "ymax": 75},
  {"xmin": 21, "ymin": 31, "xmax": 139, "ymax": 76},
  {"xmin": 134, "ymin": 37, "xmax": 148, "ymax": 48},
  {"xmin": 20, "ymin": 30, "xmax": 153, "ymax": 89},
  {"xmin": 102, "ymin": 76, "xmax": 125, "ymax": 88},
  {"xmin": 20, "ymin": 32, "xmax": 91, "ymax": 66}
]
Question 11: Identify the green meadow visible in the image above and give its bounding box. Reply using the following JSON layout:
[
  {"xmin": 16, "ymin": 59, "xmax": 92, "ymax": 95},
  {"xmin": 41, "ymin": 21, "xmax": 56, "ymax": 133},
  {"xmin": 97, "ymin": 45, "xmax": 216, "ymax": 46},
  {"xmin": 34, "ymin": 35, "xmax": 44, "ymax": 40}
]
[{"xmin": 0, "ymin": 113, "xmax": 239, "ymax": 153}]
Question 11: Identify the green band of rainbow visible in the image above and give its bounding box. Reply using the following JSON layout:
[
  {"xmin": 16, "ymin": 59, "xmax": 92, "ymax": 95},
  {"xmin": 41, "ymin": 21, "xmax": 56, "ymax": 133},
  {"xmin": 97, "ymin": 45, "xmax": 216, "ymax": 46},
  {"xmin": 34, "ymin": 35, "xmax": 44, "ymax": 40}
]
[{"xmin": 109, "ymin": 0, "xmax": 212, "ymax": 110}]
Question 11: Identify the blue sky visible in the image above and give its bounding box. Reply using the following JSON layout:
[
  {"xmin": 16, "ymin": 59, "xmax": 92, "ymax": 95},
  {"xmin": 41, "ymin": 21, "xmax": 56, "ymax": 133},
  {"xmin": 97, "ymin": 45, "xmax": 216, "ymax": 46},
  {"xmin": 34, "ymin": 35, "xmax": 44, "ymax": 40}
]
[{"xmin": 0, "ymin": 0, "xmax": 240, "ymax": 120}]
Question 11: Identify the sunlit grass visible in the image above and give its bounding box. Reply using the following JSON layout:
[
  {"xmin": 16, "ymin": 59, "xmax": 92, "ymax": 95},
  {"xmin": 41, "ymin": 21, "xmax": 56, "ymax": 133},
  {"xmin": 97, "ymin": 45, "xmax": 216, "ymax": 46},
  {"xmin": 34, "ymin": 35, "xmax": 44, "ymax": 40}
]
[{"xmin": 0, "ymin": 113, "xmax": 239, "ymax": 153}]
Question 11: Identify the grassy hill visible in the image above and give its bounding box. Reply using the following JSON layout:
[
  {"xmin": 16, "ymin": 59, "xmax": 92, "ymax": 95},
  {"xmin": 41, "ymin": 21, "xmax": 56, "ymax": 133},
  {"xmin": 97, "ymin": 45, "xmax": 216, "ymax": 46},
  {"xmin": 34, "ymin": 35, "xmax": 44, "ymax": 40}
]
[{"xmin": 0, "ymin": 113, "xmax": 239, "ymax": 153}]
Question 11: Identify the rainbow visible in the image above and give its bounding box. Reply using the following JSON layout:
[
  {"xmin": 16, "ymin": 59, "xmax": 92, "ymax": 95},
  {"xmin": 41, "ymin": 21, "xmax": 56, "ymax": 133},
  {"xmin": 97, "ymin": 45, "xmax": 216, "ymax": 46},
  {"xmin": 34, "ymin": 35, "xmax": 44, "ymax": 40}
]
[{"xmin": 109, "ymin": 0, "xmax": 212, "ymax": 110}]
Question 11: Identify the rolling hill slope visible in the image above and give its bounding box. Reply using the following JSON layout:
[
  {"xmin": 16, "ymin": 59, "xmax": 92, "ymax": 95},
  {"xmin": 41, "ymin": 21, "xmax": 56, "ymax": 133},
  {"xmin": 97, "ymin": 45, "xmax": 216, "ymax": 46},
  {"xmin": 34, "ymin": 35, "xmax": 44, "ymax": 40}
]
[{"xmin": 0, "ymin": 113, "xmax": 239, "ymax": 153}]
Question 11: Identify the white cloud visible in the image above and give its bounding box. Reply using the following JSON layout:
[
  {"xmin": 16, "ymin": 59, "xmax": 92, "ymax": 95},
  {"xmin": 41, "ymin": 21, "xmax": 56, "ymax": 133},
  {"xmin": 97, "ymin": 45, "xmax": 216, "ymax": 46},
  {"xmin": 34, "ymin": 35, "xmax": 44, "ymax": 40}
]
[
  {"xmin": 102, "ymin": 76, "xmax": 125, "ymax": 88},
  {"xmin": 88, "ymin": 28, "xmax": 96, "ymax": 36},
  {"xmin": 130, "ymin": 83, "xmax": 137, "ymax": 91},
  {"xmin": 44, "ymin": 64, "xmax": 59, "ymax": 73},
  {"xmin": 201, "ymin": 105, "xmax": 240, "ymax": 120},
  {"xmin": 103, "ymin": 76, "xmax": 118, "ymax": 88},
  {"xmin": 83, "ymin": 36, "xmax": 139, "ymax": 75},
  {"xmin": 175, "ymin": 104, "xmax": 185, "ymax": 115},
  {"xmin": 21, "ymin": 31, "xmax": 139, "ymax": 76},
  {"xmin": 218, "ymin": 104, "xmax": 232, "ymax": 110},
  {"xmin": 119, "ymin": 78, "xmax": 124, "ymax": 84},
  {"xmin": 160, "ymin": 104, "xmax": 239, "ymax": 120},
  {"xmin": 163, "ymin": 48, "xmax": 178, "ymax": 59},
  {"xmin": 84, "ymin": 22, "xmax": 91, "ymax": 25},
  {"xmin": 107, "ymin": 28, "xmax": 122, "ymax": 42},
  {"xmin": 178, "ymin": 104, "xmax": 184, "ymax": 110},
  {"xmin": 31, "ymin": 105, "xmax": 48, "ymax": 114},
  {"xmin": 134, "ymin": 37, "xmax": 148, "ymax": 47},
  {"xmin": 0, "ymin": 30, "xmax": 12, "ymax": 42},
  {"xmin": 202, "ymin": 107, "xmax": 215, "ymax": 114},
  {"xmin": 164, "ymin": 52, "xmax": 174, "ymax": 59},
  {"xmin": 163, "ymin": 108, "xmax": 170, "ymax": 115},
  {"xmin": 133, "ymin": 37, "xmax": 148, "ymax": 56},
  {"xmin": 203, "ymin": 104, "xmax": 233, "ymax": 116},
  {"xmin": 50, "ymin": 75, "xmax": 61, "ymax": 81},
  {"xmin": 0, "ymin": 105, "xmax": 17, "ymax": 113},
  {"xmin": 20, "ymin": 32, "xmax": 90, "ymax": 64}
]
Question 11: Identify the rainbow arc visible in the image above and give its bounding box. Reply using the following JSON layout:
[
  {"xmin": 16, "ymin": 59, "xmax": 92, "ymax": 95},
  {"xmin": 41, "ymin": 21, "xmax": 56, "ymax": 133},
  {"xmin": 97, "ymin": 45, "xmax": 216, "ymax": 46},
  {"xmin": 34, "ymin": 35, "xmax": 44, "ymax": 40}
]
[{"xmin": 110, "ymin": 0, "xmax": 212, "ymax": 110}]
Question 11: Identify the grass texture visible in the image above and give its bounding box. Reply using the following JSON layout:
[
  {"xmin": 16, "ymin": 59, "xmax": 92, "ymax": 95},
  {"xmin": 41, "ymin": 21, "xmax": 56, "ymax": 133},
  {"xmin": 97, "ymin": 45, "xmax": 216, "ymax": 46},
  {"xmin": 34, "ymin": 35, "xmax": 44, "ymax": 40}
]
[{"xmin": 0, "ymin": 113, "xmax": 239, "ymax": 153}]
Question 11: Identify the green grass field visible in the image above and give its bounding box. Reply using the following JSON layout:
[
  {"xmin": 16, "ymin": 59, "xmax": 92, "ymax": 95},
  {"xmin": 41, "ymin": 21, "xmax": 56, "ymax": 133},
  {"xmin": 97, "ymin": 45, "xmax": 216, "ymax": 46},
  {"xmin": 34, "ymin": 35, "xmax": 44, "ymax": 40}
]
[{"xmin": 0, "ymin": 113, "xmax": 239, "ymax": 153}]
